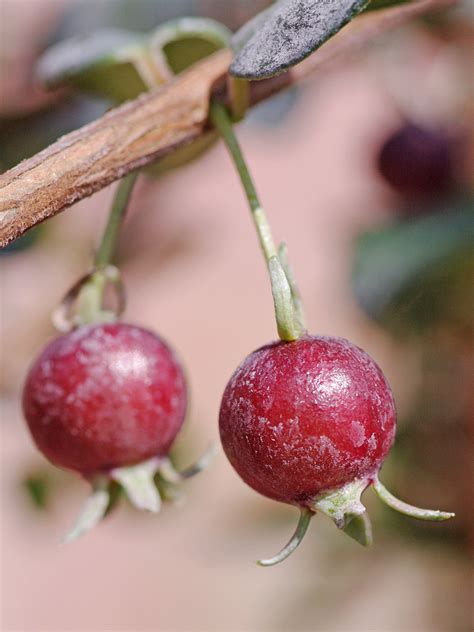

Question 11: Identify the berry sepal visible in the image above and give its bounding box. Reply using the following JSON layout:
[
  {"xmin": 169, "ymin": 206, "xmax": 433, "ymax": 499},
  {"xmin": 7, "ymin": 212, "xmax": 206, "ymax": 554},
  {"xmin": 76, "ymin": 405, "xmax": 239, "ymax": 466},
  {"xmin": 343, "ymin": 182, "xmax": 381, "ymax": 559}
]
[
  {"xmin": 62, "ymin": 475, "xmax": 111, "ymax": 544},
  {"xmin": 257, "ymin": 507, "xmax": 314, "ymax": 567},
  {"xmin": 111, "ymin": 457, "xmax": 162, "ymax": 513},
  {"xmin": 62, "ymin": 446, "xmax": 216, "ymax": 543},
  {"xmin": 372, "ymin": 475, "xmax": 455, "ymax": 521},
  {"xmin": 342, "ymin": 511, "xmax": 373, "ymax": 547}
]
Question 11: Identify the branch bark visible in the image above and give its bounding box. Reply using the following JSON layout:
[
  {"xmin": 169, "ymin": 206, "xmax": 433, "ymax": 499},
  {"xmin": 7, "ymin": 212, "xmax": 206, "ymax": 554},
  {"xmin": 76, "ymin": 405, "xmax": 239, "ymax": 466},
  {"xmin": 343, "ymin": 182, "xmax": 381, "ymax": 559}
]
[{"xmin": 0, "ymin": 0, "xmax": 456, "ymax": 247}]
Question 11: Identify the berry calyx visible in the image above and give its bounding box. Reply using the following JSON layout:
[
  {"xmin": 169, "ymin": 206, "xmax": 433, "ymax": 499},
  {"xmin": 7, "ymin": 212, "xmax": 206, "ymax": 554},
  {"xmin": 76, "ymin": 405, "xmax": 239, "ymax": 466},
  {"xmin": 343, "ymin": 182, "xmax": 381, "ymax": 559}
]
[
  {"xmin": 219, "ymin": 335, "xmax": 454, "ymax": 565},
  {"xmin": 23, "ymin": 322, "xmax": 212, "ymax": 541}
]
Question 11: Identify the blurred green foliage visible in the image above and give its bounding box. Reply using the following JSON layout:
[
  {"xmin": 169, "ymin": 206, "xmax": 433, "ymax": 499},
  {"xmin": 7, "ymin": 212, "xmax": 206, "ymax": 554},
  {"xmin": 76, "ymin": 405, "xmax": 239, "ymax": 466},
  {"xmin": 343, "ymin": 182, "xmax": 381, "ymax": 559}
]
[
  {"xmin": 22, "ymin": 472, "xmax": 51, "ymax": 510},
  {"xmin": 46, "ymin": 0, "xmax": 271, "ymax": 40},
  {"xmin": 352, "ymin": 198, "xmax": 474, "ymax": 333},
  {"xmin": 353, "ymin": 194, "xmax": 473, "ymax": 545}
]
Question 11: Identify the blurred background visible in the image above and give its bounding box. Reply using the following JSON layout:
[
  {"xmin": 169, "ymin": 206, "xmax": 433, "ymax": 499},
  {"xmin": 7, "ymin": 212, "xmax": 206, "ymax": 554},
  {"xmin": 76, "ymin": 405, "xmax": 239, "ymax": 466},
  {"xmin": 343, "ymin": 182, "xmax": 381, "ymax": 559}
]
[{"xmin": 0, "ymin": 1, "xmax": 472, "ymax": 630}]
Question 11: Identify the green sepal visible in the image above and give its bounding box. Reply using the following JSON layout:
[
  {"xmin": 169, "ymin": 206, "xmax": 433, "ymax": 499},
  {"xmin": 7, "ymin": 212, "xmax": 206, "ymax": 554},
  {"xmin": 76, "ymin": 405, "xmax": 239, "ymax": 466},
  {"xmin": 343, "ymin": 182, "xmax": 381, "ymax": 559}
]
[
  {"xmin": 268, "ymin": 255, "xmax": 304, "ymax": 341},
  {"xmin": 36, "ymin": 29, "xmax": 155, "ymax": 102},
  {"xmin": 278, "ymin": 242, "xmax": 306, "ymax": 331},
  {"xmin": 154, "ymin": 446, "xmax": 217, "ymax": 503},
  {"xmin": 343, "ymin": 511, "xmax": 373, "ymax": 546},
  {"xmin": 111, "ymin": 458, "xmax": 162, "ymax": 513},
  {"xmin": 257, "ymin": 507, "xmax": 314, "ymax": 567},
  {"xmin": 373, "ymin": 475, "xmax": 455, "ymax": 521},
  {"xmin": 62, "ymin": 476, "xmax": 111, "ymax": 544}
]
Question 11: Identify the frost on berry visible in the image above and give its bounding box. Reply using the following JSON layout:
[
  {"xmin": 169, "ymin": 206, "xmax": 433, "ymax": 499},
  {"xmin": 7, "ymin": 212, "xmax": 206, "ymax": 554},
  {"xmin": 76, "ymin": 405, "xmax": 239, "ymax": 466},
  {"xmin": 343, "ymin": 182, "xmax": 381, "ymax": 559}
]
[
  {"xmin": 219, "ymin": 335, "xmax": 396, "ymax": 506},
  {"xmin": 23, "ymin": 323, "xmax": 187, "ymax": 473}
]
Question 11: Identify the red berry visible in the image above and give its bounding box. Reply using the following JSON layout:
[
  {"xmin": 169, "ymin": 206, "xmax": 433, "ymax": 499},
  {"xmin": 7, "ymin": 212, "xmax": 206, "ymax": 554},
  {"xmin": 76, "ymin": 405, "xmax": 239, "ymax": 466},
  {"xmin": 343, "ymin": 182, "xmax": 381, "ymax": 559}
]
[
  {"xmin": 22, "ymin": 323, "xmax": 187, "ymax": 474},
  {"xmin": 377, "ymin": 123, "xmax": 456, "ymax": 199},
  {"xmin": 219, "ymin": 335, "xmax": 396, "ymax": 507}
]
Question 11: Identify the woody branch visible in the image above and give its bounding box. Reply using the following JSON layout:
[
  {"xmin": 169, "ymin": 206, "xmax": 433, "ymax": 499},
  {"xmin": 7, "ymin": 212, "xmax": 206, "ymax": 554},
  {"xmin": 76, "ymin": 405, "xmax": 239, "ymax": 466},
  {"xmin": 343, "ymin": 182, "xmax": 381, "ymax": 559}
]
[{"xmin": 0, "ymin": 0, "xmax": 455, "ymax": 248}]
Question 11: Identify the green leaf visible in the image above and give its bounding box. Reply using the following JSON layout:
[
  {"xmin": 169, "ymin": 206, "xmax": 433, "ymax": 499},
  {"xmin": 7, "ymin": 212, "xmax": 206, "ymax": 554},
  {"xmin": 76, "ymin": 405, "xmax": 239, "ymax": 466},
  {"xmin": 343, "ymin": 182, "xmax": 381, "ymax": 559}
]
[
  {"xmin": 37, "ymin": 18, "xmax": 231, "ymax": 104},
  {"xmin": 150, "ymin": 17, "xmax": 231, "ymax": 75},
  {"xmin": 231, "ymin": 4, "xmax": 277, "ymax": 57},
  {"xmin": 36, "ymin": 29, "xmax": 151, "ymax": 102},
  {"xmin": 366, "ymin": 0, "xmax": 409, "ymax": 9},
  {"xmin": 230, "ymin": 0, "xmax": 370, "ymax": 79},
  {"xmin": 352, "ymin": 199, "xmax": 474, "ymax": 327},
  {"xmin": 35, "ymin": 18, "xmax": 231, "ymax": 172}
]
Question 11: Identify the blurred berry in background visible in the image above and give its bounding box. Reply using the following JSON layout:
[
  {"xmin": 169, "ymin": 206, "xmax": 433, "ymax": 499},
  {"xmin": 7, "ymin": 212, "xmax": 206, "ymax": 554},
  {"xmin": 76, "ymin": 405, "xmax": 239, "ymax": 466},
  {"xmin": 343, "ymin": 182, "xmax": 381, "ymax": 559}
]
[{"xmin": 377, "ymin": 122, "xmax": 458, "ymax": 200}]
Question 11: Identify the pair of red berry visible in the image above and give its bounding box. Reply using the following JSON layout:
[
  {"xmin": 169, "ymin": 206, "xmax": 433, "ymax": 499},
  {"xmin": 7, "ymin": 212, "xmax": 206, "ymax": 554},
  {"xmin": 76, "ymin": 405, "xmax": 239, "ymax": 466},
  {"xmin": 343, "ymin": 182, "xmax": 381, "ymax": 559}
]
[
  {"xmin": 24, "ymin": 321, "xmax": 393, "ymax": 496},
  {"xmin": 23, "ymin": 319, "xmax": 452, "ymax": 562}
]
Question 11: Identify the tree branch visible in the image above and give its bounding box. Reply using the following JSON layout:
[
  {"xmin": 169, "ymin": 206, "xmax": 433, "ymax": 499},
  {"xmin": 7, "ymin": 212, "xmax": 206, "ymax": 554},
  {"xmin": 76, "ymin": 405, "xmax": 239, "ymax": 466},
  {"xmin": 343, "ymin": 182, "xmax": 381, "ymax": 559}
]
[{"xmin": 0, "ymin": 0, "xmax": 456, "ymax": 247}]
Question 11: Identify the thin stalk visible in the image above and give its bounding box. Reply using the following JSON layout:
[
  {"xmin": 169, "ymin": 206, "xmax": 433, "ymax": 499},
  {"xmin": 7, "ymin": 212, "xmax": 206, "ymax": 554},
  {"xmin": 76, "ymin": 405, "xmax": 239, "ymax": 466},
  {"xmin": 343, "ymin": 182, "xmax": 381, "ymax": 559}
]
[
  {"xmin": 209, "ymin": 102, "xmax": 273, "ymax": 254},
  {"xmin": 94, "ymin": 172, "xmax": 139, "ymax": 268},
  {"xmin": 209, "ymin": 101, "xmax": 303, "ymax": 341},
  {"xmin": 77, "ymin": 172, "xmax": 138, "ymax": 324}
]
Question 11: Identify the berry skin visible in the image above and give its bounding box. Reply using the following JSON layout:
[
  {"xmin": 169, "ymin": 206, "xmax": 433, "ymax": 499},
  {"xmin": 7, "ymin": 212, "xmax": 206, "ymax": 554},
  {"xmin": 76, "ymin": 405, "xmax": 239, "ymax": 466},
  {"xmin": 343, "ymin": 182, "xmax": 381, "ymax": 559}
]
[
  {"xmin": 22, "ymin": 323, "xmax": 187, "ymax": 474},
  {"xmin": 219, "ymin": 335, "xmax": 396, "ymax": 507},
  {"xmin": 377, "ymin": 123, "xmax": 456, "ymax": 199}
]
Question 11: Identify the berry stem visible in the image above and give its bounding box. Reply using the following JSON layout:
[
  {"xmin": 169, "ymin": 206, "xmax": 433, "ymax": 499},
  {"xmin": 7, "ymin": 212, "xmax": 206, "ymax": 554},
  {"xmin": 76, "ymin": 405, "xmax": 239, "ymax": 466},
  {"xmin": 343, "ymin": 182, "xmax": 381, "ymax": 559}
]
[
  {"xmin": 257, "ymin": 507, "xmax": 314, "ymax": 567},
  {"xmin": 209, "ymin": 103, "xmax": 267, "ymax": 246},
  {"xmin": 373, "ymin": 475, "xmax": 455, "ymax": 521},
  {"xmin": 94, "ymin": 172, "xmax": 139, "ymax": 268},
  {"xmin": 209, "ymin": 101, "xmax": 304, "ymax": 341},
  {"xmin": 76, "ymin": 172, "xmax": 138, "ymax": 324}
]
